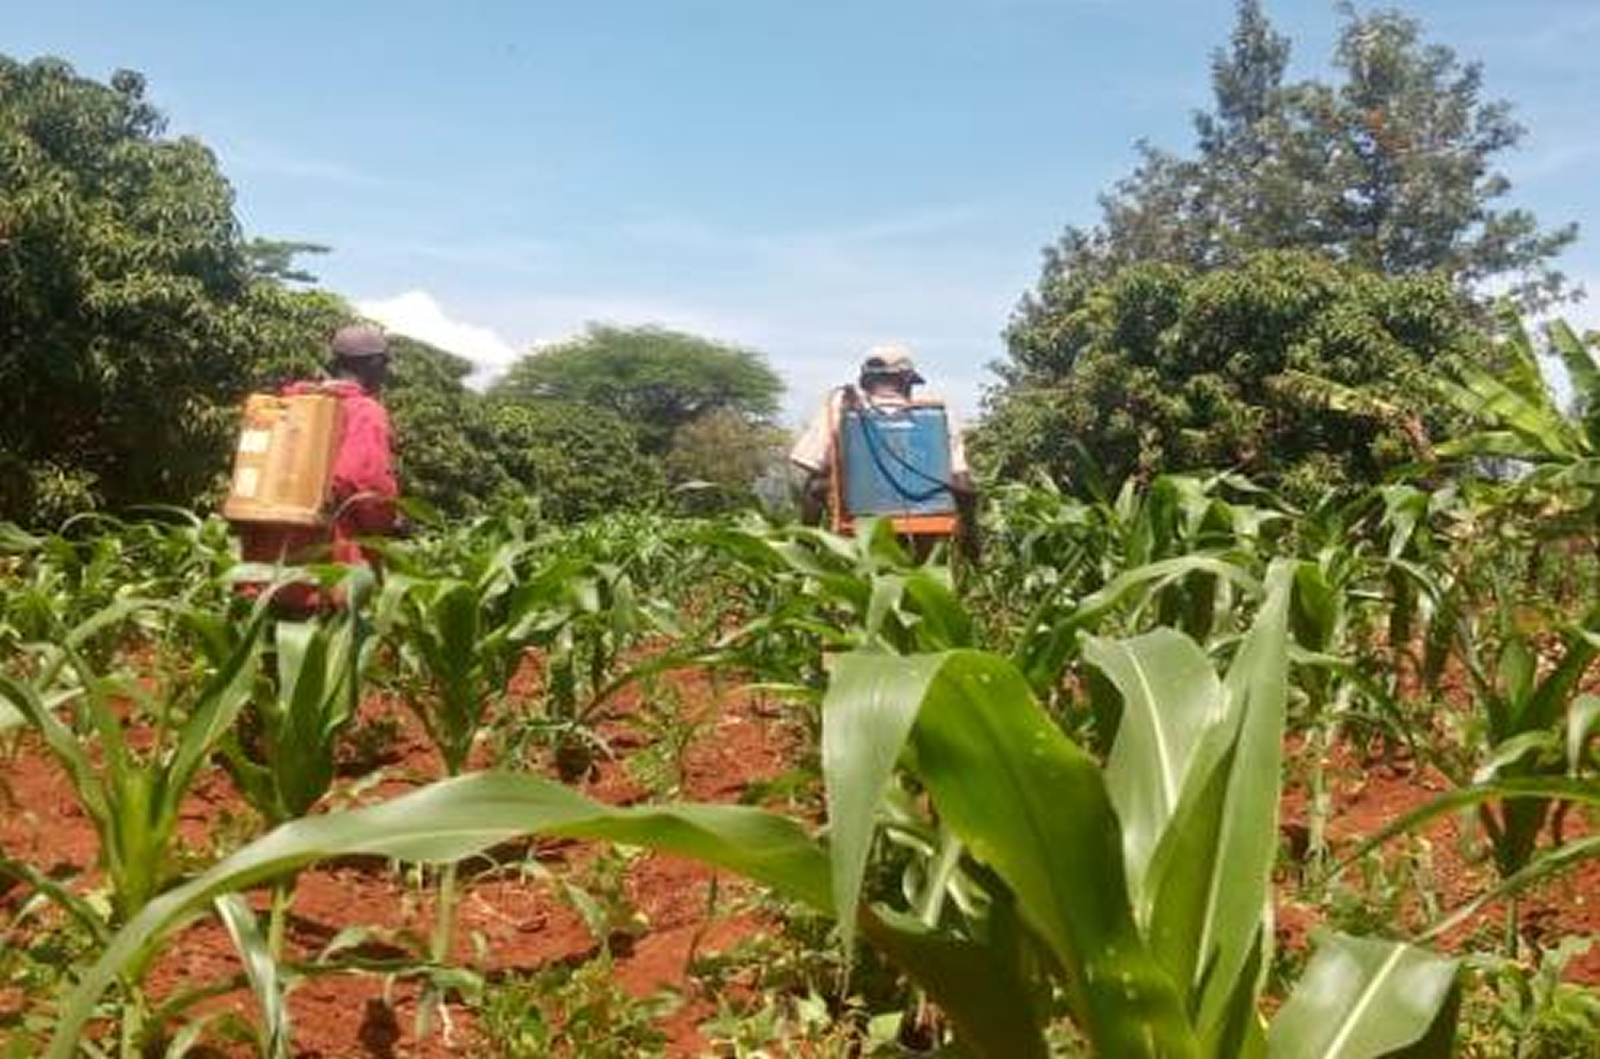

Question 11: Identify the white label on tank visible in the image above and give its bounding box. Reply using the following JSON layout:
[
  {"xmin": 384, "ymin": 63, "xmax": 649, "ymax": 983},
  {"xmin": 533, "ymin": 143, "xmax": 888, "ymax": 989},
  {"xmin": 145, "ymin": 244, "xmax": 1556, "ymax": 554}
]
[
  {"xmin": 238, "ymin": 429, "xmax": 272, "ymax": 455},
  {"xmin": 234, "ymin": 467, "xmax": 260, "ymax": 498}
]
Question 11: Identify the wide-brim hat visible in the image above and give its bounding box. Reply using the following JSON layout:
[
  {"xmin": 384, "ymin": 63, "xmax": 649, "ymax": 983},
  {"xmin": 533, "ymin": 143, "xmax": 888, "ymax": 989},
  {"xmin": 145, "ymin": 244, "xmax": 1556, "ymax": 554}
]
[
  {"xmin": 331, "ymin": 324, "xmax": 389, "ymax": 359},
  {"xmin": 859, "ymin": 343, "xmax": 924, "ymax": 384}
]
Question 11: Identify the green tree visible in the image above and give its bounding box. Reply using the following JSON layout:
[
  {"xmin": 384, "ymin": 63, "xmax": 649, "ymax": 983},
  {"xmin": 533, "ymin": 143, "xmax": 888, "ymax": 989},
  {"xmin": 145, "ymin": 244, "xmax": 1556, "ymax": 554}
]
[
  {"xmin": 1038, "ymin": 1, "xmax": 1574, "ymax": 309},
  {"xmin": 491, "ymin": 324, "xmax": 782, "ymax": 453},
  {"xmin": 243, "ymin": 238, "xmax": 330, "ymax": 285},
  {"xmin": 381, "ymin": 336, "xmax": 511, "ymax": 515},
  {"xmin": 0, "ymin": 57, "xmax": 346, "ymax": 524},
  {"xmin": 976, "ymin": 251, "xmax": 1482, "ymax": 499},
  {"xmin": 663, "ymin": 407, "xmax": 788, "ymax": 514},
  {"xmin": 486, "ymin": 400, "xmax": 664, "ymax": 522}
]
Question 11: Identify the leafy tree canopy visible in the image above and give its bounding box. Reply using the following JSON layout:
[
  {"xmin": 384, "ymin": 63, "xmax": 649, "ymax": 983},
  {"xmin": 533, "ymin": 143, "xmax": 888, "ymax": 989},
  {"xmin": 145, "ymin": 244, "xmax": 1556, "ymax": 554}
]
[
  {"xmin": 975, "ymin": 251, "xmax": 1484, "ymax": 501},
  {"xmin": 383, "ymin": 336, "xmax": 511, "ymax": 515},
  {"xmin": 1038, "ymin": 1, "xmax": 1575, "ymax": 310},
  {"xmin": 244, "ymin": 238, "xmax": 330, "ymax": 285},
  {"xmin": 485, "ymin": 400, "xmax": 664, "ymax": 523},
  {"xmin": 0, "ymin": 56, "xmax": 347, "ymax": 524},
  {"xmin": 491, "ymin": 325, "xmax": 783, "ymax": 453},
  {"xmin": 0, "ymin": 57, "xmax": 691, "ymax": 527},
  {"xmin": 663, "ymin": 407, "xmax": 788, "ymax": 515}
]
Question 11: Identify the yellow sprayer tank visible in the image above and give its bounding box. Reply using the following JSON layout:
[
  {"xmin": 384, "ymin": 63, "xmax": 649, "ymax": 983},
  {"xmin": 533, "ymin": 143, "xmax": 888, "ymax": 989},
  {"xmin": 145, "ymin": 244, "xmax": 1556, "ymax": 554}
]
[{"xmin": 221, "ymin": 393, "xmax": 343, "ymax": 526}]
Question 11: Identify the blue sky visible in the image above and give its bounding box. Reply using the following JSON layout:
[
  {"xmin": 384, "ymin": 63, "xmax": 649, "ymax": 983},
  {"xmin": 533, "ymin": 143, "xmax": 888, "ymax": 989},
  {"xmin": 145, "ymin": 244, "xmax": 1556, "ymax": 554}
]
[{"xmin": 11, "ymin": 0, "xmax": 1600, "ymax": 421}]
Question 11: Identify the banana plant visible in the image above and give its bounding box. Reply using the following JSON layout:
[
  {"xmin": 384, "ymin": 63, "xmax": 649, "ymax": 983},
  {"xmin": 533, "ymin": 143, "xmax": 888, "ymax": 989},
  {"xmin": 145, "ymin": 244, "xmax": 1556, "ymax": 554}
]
[
  {"xmin": 1437, "ymin": 308, "xmax": 1599, "ymax": 531},
  {"xmin": 58, "ymin": 561, "xmax": 1459, "ymax": 1058}
]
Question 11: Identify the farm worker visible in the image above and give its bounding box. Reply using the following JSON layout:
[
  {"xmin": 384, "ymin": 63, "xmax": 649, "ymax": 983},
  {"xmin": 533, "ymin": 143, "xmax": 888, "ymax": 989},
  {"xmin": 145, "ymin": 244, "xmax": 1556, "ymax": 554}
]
[
  {"xmin": 237, "ymin": 324, "xmax": 400, "ymax": 612},
  {"xmin": 789, "ymin": 343, "xmax": 976, "ymax": 537}
]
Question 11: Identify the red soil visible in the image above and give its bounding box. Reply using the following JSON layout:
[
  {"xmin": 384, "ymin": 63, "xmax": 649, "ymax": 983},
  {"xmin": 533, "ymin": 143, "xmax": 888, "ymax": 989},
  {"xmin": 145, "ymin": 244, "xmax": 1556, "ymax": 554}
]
[
  {"xmin": 1277, "ymin": 736, "xmax": 1599, "ymax": 986},
  {"xmin": 2, "ymin": 655, "xmax": 1594, "ymax": 1056},
  {"xmin": 0, "ymin": 663, "xmax": 801, "ymax": 1057}
]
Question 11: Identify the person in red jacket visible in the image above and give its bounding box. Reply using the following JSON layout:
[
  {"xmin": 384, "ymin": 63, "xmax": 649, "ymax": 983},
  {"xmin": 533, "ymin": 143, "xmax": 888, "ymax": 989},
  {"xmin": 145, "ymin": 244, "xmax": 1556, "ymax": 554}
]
[{"xmin": 238, "ymin": 324, "xmax": 400, "ymax": 612}]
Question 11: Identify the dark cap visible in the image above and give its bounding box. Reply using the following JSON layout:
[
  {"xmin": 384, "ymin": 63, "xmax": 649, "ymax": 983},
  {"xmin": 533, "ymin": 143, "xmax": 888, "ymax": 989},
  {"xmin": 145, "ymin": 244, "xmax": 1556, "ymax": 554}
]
[{"xmin": 331, "ymin": 324, "xmax": 389, "ymax": 359}]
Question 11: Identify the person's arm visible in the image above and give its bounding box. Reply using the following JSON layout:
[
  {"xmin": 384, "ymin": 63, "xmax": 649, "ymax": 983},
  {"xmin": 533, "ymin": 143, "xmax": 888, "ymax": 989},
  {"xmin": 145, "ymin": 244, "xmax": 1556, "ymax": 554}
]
[
  {"xmin": 797, "ymin": 471, "xmax": 828, "ymax": 526},
  {"xmin": 945, "ymin": 407, "xmax": 979, "ymax": 556},
  {"xmin": 789, "ymin": 396, "xmax": 836, "ymax": 526},
  {"xmin": 331, "ymin": 396, "xmax": 398, "ymax": 535},
  {"xmin": 952, "ymin": 470, "xmax": 980, "ymax": 557}
]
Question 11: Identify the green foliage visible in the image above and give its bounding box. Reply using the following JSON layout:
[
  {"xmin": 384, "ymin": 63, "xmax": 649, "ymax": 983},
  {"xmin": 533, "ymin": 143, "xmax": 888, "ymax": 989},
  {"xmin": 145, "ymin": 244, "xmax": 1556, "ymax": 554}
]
[
  {"xmin": 821, "ymin": 567, "xmax": 1460, "ymax": 1057},
  {"xmin": 664, "ymin": 407, "xmax": 788, "ymax": 514},
  {"xmin": 383, "ymin": 335, "xmax": 511, "ymax": 514},
  {"xmin": 0, "ymin": 510, "xmax": 237, "ymax": 656},
  {"xmin": 1268, "ymin": 933, "xmax": 1460, "ymax": 1057},
  {"xmin": 491, "ymin": 324, "xmax": 782, "ymax": 454},
  {"xmin": 51, "ymin": 554, "xmax": 1471, "ymax": 1058},
  {"xmin": 46, "ymin": 775, "xmax": 835, "ymax": 1057},
  {"xmin": 475, "ymin": 953, "xmax": 674, "ymax": 1058},
  {"xmin": 231, "ymin": 284, "xmax": 353, "ymax": 395},
  {"xmin": 1439, "ymin": 309, "xmax": 1600, "ymax": 530},
  {"xmin": 980, "ymin": 251, "xmax": 1480, "ymax": 499},
  {"xmin": 242, "ymin": 238, "xmax": 329, "ymax": 285},
  {"xmin": 9, "ymin": 456, "xmax": 1600, "ymax": 1055},
  {"xmin": 0, "ymin": 59, "xmax": 796, "ymax": 526},
  {"xmin": 215, "ymin": 594, "xmax": 371, "ymax": 827},
  {"xmin": 378, "ymin": 548, "xmax": 538, "ymax": 779},
  {"xmin": 0, "ymin": 599, "xmax": 269, "ymax": 926},
  {"xmin": 0, "ymin": 57, "xmax": 354, "ymax": 524},
  {"xmin": 1460, "ymin": 941, "xmax": 1600, "ymax": 1058},
  {"xmin": 1043, "ymin": 1, "xmax": 1574, "ymax": 308},
  {"xmin": 487, "ymin": 399, "xmax": 664, "ymax": 520}
]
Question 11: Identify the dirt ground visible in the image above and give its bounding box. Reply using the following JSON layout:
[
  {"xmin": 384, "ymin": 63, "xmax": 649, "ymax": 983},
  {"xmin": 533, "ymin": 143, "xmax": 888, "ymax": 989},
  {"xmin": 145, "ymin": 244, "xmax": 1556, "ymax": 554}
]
[{"xmin": 1, "ymin": 659, "xmax": 1595, "ymax": 1056}]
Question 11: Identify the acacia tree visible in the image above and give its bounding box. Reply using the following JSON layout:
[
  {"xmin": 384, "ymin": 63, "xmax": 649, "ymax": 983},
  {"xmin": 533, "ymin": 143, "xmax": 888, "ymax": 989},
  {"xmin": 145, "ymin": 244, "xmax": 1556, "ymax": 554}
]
[
  {"xmin": 1037, "ymin": 1, "xmax": 1575, "ymax": 310},
  {"xmin": 491, "ymin": 324, "xmax": 783, "ymax": 454}
]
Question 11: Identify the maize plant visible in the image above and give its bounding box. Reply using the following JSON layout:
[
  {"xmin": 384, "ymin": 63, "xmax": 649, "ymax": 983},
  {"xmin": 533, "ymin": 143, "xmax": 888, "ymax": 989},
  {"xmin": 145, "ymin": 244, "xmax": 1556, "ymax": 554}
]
[
  {"xmin": 1348, "ymin": 601, "xmax": 1600, "ymax": 955},
  {"xmin": 0, "ymin": 597, "xmax": 271, "ymax": 1054},
  {"xmin": 55, "ymin": 561, "xmax": 1464, "ymax": 1058},
  {"xmin": 194, "ymin": 570, "xmax": 375, "ymax": 1000},
  {"xmin": 508, "ymin": 547, "xmax": 683, "ymax": 779},
  {"xmin": 376, "ymin": 536, "xmax": 538, "ymax": 778}
]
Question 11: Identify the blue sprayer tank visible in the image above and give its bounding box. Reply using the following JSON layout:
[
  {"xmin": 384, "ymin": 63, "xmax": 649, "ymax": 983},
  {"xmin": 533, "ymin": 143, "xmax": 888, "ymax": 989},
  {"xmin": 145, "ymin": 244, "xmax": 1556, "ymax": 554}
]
[{"xmin": 837, "ymin": 399, "xmax": 957, "ymax": 519}]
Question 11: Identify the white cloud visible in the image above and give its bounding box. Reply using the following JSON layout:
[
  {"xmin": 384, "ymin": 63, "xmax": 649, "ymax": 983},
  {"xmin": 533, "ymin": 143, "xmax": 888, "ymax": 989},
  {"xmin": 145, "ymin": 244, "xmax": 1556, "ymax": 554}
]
[{"xmin": 356, "ymin": 290, "xmax": 521, "ymax": 384}]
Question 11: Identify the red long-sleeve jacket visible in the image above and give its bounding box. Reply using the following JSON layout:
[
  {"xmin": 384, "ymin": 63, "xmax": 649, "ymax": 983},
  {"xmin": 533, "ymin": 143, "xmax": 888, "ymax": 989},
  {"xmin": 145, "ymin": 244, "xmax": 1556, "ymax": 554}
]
[{"xmin": 237, "ymin": 380, "xmax": 397, "ymax": 608}]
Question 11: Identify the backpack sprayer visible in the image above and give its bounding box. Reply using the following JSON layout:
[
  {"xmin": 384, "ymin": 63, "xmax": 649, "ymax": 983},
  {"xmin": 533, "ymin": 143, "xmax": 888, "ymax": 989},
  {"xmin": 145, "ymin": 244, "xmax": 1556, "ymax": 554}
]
[
  {"xmin": 827, "ymin": 386, "xmax": 961, "ymax": 541},
  {"xmin": 221, "ymin": 391, "xmax": 344, "ymax": 528}
]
